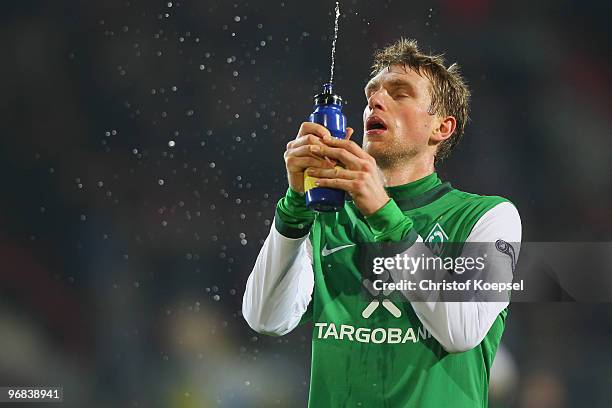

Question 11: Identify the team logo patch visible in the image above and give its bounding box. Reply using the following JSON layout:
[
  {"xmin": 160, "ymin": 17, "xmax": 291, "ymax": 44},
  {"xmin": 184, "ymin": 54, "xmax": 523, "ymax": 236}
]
[{"xmin": 424, "ymin": 222, "xmax": 448, "ymax": 255}]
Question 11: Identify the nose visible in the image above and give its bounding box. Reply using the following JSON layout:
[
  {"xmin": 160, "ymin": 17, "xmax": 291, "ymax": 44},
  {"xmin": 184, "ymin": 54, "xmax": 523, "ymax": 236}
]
[{"xmin": 367, "ymin": 88, "xmax": 387, "ymax": 112}]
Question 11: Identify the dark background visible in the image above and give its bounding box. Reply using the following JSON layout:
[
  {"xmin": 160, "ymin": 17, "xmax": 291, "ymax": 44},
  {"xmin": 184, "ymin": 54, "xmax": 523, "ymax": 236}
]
[{"xmin": 1, "ymin": 0, "xmax": 611, "ymax": 407}]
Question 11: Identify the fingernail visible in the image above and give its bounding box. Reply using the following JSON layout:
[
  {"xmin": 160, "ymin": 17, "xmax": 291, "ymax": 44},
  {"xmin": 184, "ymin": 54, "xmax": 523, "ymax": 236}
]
[
  {"xmin": 306, "ymin": 168, "xmax": 315, "ymax": 175},
  {"xmin": 314, "ymin": 180, "xmax": 320, "ymax": 186},
  {"xmin": 310, "ymin": 145, "xmax": 320, "ymax": 152}
]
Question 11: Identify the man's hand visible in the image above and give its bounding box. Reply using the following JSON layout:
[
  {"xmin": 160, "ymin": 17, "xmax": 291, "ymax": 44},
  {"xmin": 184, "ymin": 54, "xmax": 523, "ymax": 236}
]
[
  {"xmin": 306, "ymin": 136, "xmax": 390, "ymax": 216},
  {"xmin": 284, "ymin": 122, "xmax": 349, "ymax": 193}
]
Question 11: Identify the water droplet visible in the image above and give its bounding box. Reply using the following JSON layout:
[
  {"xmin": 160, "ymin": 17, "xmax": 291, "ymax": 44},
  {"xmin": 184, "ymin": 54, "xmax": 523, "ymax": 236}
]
[
  {"xmin": 158, "ymin": 179, "xmax": 165, "ymax": 185},
  {"xmin": 213, "ymin": 294, "xmax": 220, "ymax": 301},
  {"xmin": 234, "ymin": 16, "xmax": 241, "ymax": 22},
  {"xmin": 168, "ymin": 140, "xmax": 175, "ymax": 147}
]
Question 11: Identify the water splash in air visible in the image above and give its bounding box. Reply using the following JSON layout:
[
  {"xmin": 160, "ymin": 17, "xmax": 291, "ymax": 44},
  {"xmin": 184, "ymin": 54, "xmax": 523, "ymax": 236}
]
[{"xmin": 329, "ymin": 1, "xmax": 341, "ymax": 87}]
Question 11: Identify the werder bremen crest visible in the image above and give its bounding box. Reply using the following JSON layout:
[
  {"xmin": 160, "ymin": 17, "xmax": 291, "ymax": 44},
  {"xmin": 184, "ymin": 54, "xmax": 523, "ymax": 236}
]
[{"xmin": 424, "ymin": 222, "xmax": 448, "ymax": 255}]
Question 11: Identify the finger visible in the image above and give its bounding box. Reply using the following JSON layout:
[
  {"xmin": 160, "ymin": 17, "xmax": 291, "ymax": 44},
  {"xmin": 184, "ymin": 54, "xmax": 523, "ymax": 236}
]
[
  {"xmin": 287, "ymin": 133, "xmax": 326, "ymax": 150},
  {"xmin": 345, "ymin": 127, "xmax": 354, "ymax": 141},
  {"xmin": 286, "ymin": 144, "xmax": 327, "ymax": 159},
  {"xmin": 314, "ymin": 177, "xmax": 356, "ymax": 192},
  {"xmin": 297, "ymin": 122, "xmax": 332, "ymax": 139},
  {"xmin": 310, "ymin": 145, "xmax": 362, "ymax": 170},
  {"xmin": 290, "ymin": 143, "xmax": 337, "ymax": 166},
  {"xmin": 306, "ymin": 166, "xmax": 359, "ymax": 180},
  {"xmin": 321, "ymin": 135, "xmax": 370, "ymax": 160},
  {"xmin": 285, "ymin": 156, "xmax": 335, "ymax": 171}
]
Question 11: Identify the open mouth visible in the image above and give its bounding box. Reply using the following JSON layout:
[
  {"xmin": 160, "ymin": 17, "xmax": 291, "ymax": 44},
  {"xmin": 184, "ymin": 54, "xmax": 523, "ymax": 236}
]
[{"xmin": 365, "ymin": 116, "xmax": 387, "ymax": 134}]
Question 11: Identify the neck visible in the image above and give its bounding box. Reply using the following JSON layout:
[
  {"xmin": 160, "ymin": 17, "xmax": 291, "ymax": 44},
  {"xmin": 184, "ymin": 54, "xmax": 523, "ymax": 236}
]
[{"xmin": 378, "ymin": 154, "xmax": 435, "ymax": 187}]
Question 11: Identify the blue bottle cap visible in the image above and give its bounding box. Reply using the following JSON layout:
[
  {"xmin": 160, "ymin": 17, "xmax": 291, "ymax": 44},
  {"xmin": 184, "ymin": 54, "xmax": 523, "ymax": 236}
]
[{"xmin": 314, "ymin": 83, "xmax": 343, "ymax": 106}]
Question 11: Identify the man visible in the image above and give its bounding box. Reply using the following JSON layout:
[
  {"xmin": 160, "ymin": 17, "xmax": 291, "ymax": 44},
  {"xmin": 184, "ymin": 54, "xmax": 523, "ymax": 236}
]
[{"xmin": 242, "ymin": 38, "xmax": 521, "ymax": 407}]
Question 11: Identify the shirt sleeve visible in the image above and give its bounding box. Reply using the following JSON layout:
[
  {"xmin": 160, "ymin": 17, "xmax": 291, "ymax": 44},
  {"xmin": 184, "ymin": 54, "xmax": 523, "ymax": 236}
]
[
  {"xmin": 241, "ymin": 219, "xmax": 315, "ymax": 336},
  {"xmin": 364, "ymin": 198, "xmax": 414, "ymax": 242},
  {"xmin": 402, "ymin": 201, "xmax": 522, "ymax": 353}
]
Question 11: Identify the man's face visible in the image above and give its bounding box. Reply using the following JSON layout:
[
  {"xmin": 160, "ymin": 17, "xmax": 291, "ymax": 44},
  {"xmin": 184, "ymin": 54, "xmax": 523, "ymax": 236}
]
[{"xmin": 362, "ymin": 64, "xmax": 438, "ymax": 168}]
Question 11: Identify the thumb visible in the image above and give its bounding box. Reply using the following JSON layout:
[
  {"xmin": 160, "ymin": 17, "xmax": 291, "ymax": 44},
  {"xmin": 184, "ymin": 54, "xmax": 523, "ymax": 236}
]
[{"xmin": 345, "ymin": 127, "xmax": 354, "ymax": 141}]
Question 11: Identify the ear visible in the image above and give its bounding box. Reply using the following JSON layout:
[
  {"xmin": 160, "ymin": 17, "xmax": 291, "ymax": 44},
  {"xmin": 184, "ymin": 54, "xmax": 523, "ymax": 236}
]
[{"xmin": 431, "ymin": 116, "xmax": 456, "ymax": 144}]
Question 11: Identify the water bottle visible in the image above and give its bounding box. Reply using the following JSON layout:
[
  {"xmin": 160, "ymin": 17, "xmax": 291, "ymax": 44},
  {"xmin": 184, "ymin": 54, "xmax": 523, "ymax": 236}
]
[{"xmin": 304, "ymin": 83, "xmax": 346, "ymax": 212}]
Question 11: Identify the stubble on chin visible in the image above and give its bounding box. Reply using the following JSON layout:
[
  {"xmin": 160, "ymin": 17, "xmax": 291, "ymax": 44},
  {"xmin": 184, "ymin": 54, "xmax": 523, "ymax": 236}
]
[{"xmin": 365, "ymin": 140, "xmax": 419, "ymax": 170}]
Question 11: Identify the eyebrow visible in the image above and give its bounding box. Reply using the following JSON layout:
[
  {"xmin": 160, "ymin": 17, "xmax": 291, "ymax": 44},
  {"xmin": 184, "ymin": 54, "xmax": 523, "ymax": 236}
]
[{"xmin": 364, "ymin": 77, "xmax": 416, "ymax": 96}]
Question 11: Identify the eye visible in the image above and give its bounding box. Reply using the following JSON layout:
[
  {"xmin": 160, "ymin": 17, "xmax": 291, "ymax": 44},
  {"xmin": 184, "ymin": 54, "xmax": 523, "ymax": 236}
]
[{"xmin": 390, "ymin": 88, "xmax": 410, "ymax": 99}]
